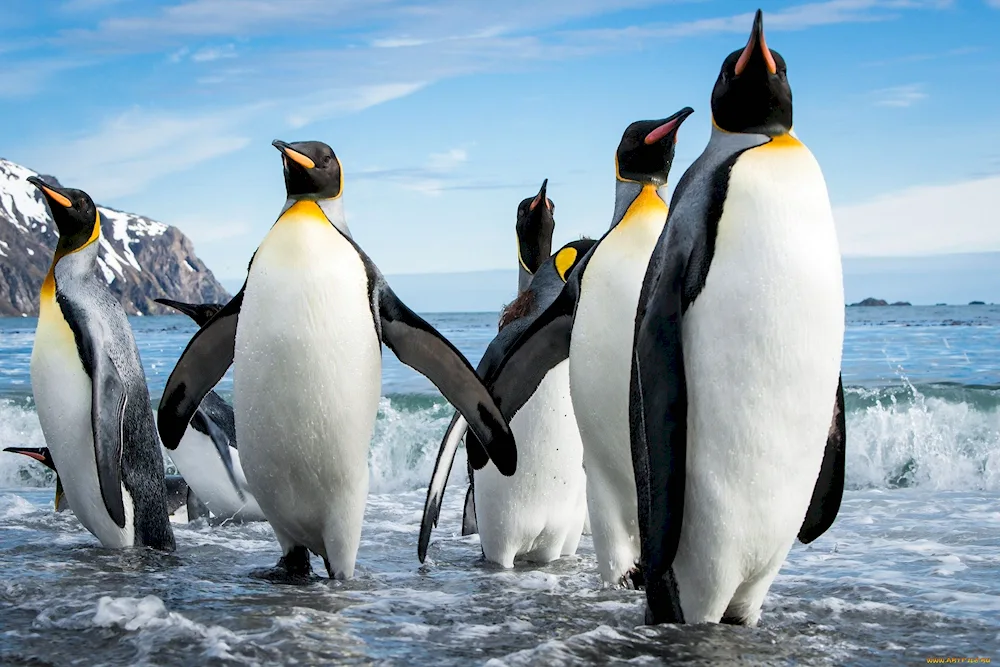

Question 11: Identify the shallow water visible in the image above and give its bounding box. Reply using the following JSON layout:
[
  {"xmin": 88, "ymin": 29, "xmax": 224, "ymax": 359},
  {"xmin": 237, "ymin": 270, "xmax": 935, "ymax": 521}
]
[{"xmin": 1, "ymin": 306, "xmax": 1000, "ymax": 664}]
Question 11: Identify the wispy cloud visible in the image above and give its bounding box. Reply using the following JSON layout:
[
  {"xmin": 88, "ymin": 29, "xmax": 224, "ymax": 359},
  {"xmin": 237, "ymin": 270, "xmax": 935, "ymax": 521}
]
[
  {"xmin": 285, "ymin": 82, "xmax": 428, "ymax": 129},
  {"xmin": 355, "ymin": 146, "xmax": 475, "ymax": 195},
  {"xmin": 192, "ymin": 43, "xmax": 237, "ymax": 62},
  {"xmin": 0, "ymin": 57, "xmax": 94, "ymax": 98},
  {"xmin": 836, "ymin": 174, "xmax": 1000, "ymax": 256},
  {"xmin": 873, "ymin": 83, "xmax": 927, "ymax": 107},
  {"xmin": 25, "ymin": 106, "xmax": 255, "ymax": 198}
]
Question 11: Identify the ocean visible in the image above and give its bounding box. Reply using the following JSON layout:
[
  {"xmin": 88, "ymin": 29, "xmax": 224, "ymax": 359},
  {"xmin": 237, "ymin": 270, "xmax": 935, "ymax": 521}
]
[{"xmin": 1, "ymin": 306, "xmax": 998, "ymax": 665}]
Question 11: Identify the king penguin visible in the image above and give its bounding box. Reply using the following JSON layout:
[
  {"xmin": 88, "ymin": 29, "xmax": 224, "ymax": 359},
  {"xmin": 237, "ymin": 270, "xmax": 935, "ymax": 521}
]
[
  {"xmin": 454, "ymin": 179, "xmax": 559, "ymax": 538},
  {"xmin": 4, "ymin": 446, "xmax": 197, "ymax": 519},
  {"xmin": 629, "ymin": 10, "xmax": 846, "ymax": 626},
  {"xmin": 157, "ymin": 140, "xmax": 516, "ymax": 579},
  {"xmin": 419, "ymin": 236, "xmax": 594, "ymax": 567},
  {"xmin": 26, "ymin": 178, "xmax": 175, "ymax": 550},
  {"xmin": 462, "ymin": 107, "xmax": 693, "ymax": 587},
  {"xmin": 154, "ymin": 298, "xmax": 266, "ymax": 522}
]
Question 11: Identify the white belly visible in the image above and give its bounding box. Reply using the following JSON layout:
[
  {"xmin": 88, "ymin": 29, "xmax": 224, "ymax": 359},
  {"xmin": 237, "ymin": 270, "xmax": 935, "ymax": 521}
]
[
  {"xmin": 672, "ymin": 141, "xmax": 845, "ymax": 623},
  {"xmin": 234, "ymin": 210, "xmax": 381, "ymax": 577},
  {"xmin": 570, "ymin": 208, "xmax": 665, "ymax": 584},
  {"xmin": 31, "ymin": 299, "xmax": 134, "ymax": 547},
  {"xmin": 169, "ymin": 429, "xmax": 264, "ymax": 521},
  {"xmin": 474, "ymin": 360, "xmax": 587, "ymax": 567}
]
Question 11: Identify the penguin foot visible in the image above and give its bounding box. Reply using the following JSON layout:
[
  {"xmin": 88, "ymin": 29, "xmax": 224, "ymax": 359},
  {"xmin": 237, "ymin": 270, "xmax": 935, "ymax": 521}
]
[
  {"xmin": 620, "ymin": 566, "xmax": 645, "ymax": 590},
  {"xmin": 250, "ymin": 546, "xmax": 314, "ymax": 584}
]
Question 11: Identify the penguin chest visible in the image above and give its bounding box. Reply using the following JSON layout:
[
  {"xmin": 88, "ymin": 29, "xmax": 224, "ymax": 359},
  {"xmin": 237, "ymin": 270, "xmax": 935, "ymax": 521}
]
[
  {"xmin": 170, "ymin": 431, "xmax": 261, "ymax": 521},
  {"xmin": 234, "ymin": 214, "xmax": 381, "ymax": 543},
  {"xmin": 31, "ymin": 288, "xmax": 134, "ymax": 547},
  {"xmin": 679, "ymin": 141, "xmax": 844, "ymax": 568},
  {"xmin": 474, "ymin": 360, "xmax": 586, "ymax": 565},
  {"xmin": 571, "ymin": 208, "xmax": 665, "ymax": 475}
]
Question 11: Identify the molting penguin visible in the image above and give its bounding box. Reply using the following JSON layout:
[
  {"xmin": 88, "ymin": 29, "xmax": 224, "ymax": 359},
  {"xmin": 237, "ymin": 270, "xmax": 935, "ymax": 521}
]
[
  {"xmin": 154, "ymin": 298, "xmax": 266, "ymax": 522},
  {"xmin": 459, "ymin": 179, "xmax": 558, "ymax": 538},
  {"xmin": 630, "ymin": 9, "xmax": 845, "ymax": 626},
  {"xmin": 419, "ymin": 237, "xmax": 594, "ymax": 567},
  {"xmin": 27, "ymin": 177, "xmax": 175, "ymax": 550},
  {"xmin": 157, "ymin": 139, "xmax": 516, "ymax": 579},
  {"xmin": 467, "ymin": 108, "xmax": 693, "ymax": 586},
  {"xmin": 3, "ymin": 446, "xmax": 197, "ymax": 519}
]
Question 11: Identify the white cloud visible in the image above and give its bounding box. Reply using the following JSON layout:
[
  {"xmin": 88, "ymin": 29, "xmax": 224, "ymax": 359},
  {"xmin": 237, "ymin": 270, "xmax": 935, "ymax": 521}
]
[
  {"xmin": 191, "ymin": 44, "xmax": 237, "ymax": 62},
  {"xmin": 835, "ymin": 174, "xmax": 1000, "ymax": 256},
  {"xmin": 285, "ymin": 82, "xmax": 427, "ymax": 129},
  {"xmin": 426, "ymin": 148, "xmax": 468, "ymax": 172},
  {"xmin": 176, "ymin": 219, "xmax": 250, "ymax": 244},
  {"xmin": 873, "ymin": 83, "xmax": 927, "ymax": 107},
  {"xmin": 26, "ymin": 107, "xmax": 253, "ymax": 198}
]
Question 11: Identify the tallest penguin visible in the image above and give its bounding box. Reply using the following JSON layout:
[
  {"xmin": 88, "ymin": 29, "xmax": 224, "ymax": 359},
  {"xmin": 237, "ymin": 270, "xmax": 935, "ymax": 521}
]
[
  {"xmin": 158, "ymin": 139, "xmax": 515, "ymax": 579},
  {"xmin": 631, "ymin": 10, "xmax": 846, "ymax": 626}
]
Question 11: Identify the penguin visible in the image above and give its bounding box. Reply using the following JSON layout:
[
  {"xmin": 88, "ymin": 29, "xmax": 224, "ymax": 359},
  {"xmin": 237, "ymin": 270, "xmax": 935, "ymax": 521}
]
[
  {"xmin": 154, "ymin": 298, "xmax": 266, "ymax": 522},
  {"xmin": 419, "ymin": 237, "xmax": 595, "ymax": 567},
  {"xmin": 3, "ymin": 446, "xmax": 199, "ymax": 519},
  {"xmin": 459, "ymin": 179, "xmax": 558, "ymax": 538},
  {"xmin": 157, "ymin": 139, "xmax": 515, "ymax": 579},
  {"xmin": 629, "ymin": 9, "xmax": 845, "ymax": 625},
  {"xmin": 471, "ymin": 108, "xmax": 694, "ymax": 587},
  {"xmin": 26, "ymin": 178, "xmax": 175, "ymax": 551}
]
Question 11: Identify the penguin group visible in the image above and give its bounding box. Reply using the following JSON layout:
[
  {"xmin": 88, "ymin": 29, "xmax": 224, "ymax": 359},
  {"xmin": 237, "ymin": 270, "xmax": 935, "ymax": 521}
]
[{"xmin": 10, "ymin": 10, "xmax": 845, "ymax": 627}]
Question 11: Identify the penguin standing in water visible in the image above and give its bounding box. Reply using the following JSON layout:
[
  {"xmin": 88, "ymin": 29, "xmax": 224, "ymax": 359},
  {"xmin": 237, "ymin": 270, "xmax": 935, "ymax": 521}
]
[
  {"xmin": 3, "ymin": 446, "xmax": 197, "ymax": 519},
  {"xmin": 419, "ymin": 236, "xmax": 594, "ymax": 567},
  {"xmin": 630, "ymin": 10, "xmax": 845, "ymax": 625},
  {"xmin": 27, "ymin": 178, "xmax": 174, "ymax": 550},
  {"xmin": 462, "ymin": 108, "xmax": 693, "ymax": 586},
  {"xmin": 158, "ymin": 140, "xmax": 515, "ymax": 579},
  {"xmin": 154, "ymin": 298, "xmax": 266, "ymax": 522},
  {"xmin": 452, "ymin": 179, "xmax": 558, "ymax": 538}
]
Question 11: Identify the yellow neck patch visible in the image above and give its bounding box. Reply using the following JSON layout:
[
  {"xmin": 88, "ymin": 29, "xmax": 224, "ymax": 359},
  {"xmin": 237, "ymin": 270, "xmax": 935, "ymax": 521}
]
[
  {"xmin": 277, "ymin": 199, "xmax": 330, "ymax": 226},
  {"xmin": 554, "ymin": 246, "xmax": 578, "ymax": 281},
  {"xmin": 516, "ymin": 233, "xmax": 532, "ymax": 273},
  {"xmin": 621, "ymin": 184, "xmax": 668, "ymax": 226},
  {"xmin": 761, "ymin": 132, "xmax": 803, "ymax": 150}
]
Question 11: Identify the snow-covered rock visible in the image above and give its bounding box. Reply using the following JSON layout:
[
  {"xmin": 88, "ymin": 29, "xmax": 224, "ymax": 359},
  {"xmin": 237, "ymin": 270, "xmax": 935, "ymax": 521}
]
[{"xmin": 0, "ymin": 157, "xmax": 229, "ymax": 316}]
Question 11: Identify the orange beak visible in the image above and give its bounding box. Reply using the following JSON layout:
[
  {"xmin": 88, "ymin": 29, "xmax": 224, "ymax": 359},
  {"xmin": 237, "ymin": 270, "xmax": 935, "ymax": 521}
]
[{"xmin": 735, "ymin": 9, "xmax": 777, "ymax": 77}]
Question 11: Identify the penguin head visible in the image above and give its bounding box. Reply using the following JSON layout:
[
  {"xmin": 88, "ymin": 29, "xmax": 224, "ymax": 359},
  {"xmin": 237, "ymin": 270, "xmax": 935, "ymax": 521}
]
[
  {"xmin": 711, "ymin": 9, "xmax": 791, "ymax": 136},
  {"xmin": 516, "ymin": 179, "xmax": 556, "ymax": 276},
  {"xmin": 26, "ymin": 177, "xmax": 100, "ymax": 254},
  {"xmin": 3, "ymin": 446, "xmax": 56, "ymax": 472},
  {"xmin": 272, "ymin": 139, "xmax": 343, "ymax": 200},
  {"xmin": 154, "ymin": 298, "xmax": 224, "ymax": 327},
  {"xmin": 615, "ymin": 107, "xmax": 695, "ymax": 186}
]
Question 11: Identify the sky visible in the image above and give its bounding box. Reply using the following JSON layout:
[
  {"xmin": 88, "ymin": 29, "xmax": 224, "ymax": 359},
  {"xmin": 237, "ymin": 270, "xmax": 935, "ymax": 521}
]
[{"xmin": 1, "ymin": 0, "xmax": 998, "ymax": 291}]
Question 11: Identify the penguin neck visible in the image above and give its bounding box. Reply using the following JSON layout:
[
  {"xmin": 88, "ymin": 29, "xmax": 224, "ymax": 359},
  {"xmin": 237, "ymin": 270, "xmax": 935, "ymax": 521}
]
[
  {"xmin": 517, "ymin": 266, "xmax": 533, "ymax": 293},
  {"xmin": 280, "ymin": 196, "xmax": 352, "ymax": 239},
  {"xmin": 42, "ymin": 221, "xmax": 101, "ymax": 305},
  {"xmin": 610, "ymin": 180, "xmax": 669, "ymax": 230}
]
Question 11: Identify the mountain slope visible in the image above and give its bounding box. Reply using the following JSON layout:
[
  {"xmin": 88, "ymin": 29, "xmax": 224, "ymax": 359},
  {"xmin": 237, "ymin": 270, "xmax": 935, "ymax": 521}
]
[{"xmin": 0, "ymin": 158, "xmax": 229, "ymax": 316}]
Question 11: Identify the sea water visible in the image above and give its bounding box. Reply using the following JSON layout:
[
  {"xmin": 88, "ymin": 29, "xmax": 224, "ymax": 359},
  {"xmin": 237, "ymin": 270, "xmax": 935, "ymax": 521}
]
[{"xmin": 1, "ymin": 307, "xmax": 998, "ymax": 665}]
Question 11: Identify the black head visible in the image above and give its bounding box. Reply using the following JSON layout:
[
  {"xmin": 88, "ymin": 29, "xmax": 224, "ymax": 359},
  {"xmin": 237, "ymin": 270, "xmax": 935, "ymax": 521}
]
[
  {"xmin": 712, "ymin": 9, "xmax": 791, "ymax": 136},
  {"xmin": 516, "ymin": 179, "xmax": 556, "ymax": 275},
  {"xmin": 616, "ymin": 107, "xmax": 695, "ymax": 185},
  {"xmin": 4, "ymin": 446, "xmax": 56, "ymax": 472},
  {"xmin": 154, "ymin": 298, "xmax": 224, "ymax": 327},
  {"xmin": 26, "ymin": 177, "xmax": 100, "ymax": 254},
  {"xmin": 272, "ymin": 139, "xmax": 342, "ymax": 200}
]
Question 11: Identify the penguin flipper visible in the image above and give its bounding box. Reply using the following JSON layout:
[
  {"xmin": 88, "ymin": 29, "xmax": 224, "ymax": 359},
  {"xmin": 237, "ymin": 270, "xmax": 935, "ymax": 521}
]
[
  {"xmin": 484, "ymin": 282, "xmax": 576, "ymax": 425},
  {"xmin": 418, "ymin": 412, "xmax": 467, "ymax": 563},
  {"xmin": 158, "ymin": 287, "xmax": 244, "ymax": 451},
  {"xmin": 461, "ymin": 483, "xmax": 478, "ymax": 536},
  {"xmin": 91, "ymin": 348, "xmax": 129, "ymax": 528},
  {"xmin": 163, "ymin": 475, "xmax": 189, "ymax": 515},
  {"xmin": 630, "ymin": 246, "xmax": 689, "ymax": 625},
  {"xmin": 54, "ymin": 475, "xmax": 68, "ymax": 512},
  {"xmin": 798, "ymin": 375, "xmax": 846, "ymax": 544},
  {"xmin": 190, "ymin": 407, "xmax": 245, "ymax": 502},
  {"xmin": 378, "ymin": 285, "xmax": 516, "ymax": 476},
  {"xmin": 186, "ymin": 487, "xmax": 211, "ymax": 521}
]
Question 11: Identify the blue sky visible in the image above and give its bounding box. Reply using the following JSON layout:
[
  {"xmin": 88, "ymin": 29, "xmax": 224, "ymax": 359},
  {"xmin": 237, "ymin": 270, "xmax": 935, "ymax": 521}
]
[{"xmin": 1, "ymin": 0, "xmax": 998, "ymax": 290}]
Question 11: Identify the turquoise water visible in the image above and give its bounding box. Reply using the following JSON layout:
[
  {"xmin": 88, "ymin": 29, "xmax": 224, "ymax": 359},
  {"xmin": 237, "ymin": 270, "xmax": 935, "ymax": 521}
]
[{"xmin": 1, "ymin": 307, "xmax": 999, "ymax": 664}]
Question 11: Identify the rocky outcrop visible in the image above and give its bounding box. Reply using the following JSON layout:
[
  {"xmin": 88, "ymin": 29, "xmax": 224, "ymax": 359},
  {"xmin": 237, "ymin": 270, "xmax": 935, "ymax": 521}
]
[{"xmin": 0, "ymin": 158, "xmax": 228, "ymax": 316}]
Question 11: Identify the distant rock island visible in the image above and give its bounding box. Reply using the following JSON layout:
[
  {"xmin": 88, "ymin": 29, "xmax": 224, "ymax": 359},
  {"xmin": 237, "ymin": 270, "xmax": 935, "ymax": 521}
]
[
  {"xmin": 849, "ymin": 298, "xmax": 912, "ymax": 307},
  {"xmin": 0, "ymin": 157, "xmax": 228, "ymax": 316}
]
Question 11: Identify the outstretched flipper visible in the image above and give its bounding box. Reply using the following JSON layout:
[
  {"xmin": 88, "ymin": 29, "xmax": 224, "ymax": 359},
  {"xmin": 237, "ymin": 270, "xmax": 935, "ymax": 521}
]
[
  {"xmin": 190, "ymin": 400, "xmax": 245, "ymax": 502},
  {"xmin": 798, "ymin": 375, "xmax": 846, "ymax": 544},
  {"xmin": 462, "ymin": 481, "xmax": 478, "ymax": 536},
  {"xmin": 418, "ymin": 413, "xmax": 468, "ymax": 562},
  {"xmin": 630, "ymin": 246, "xmax": 689, "ymax": 626},
  {"xmin": 158, "ymin": 287, "xmax": 244, "ymax": 451},
  {"xmin": 186, "ymin": 486, "xmax": 211, "ymax": 521},
  {"xmin": 378, "ymin": 284, "xmax": 516, "ymax": 476}
]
